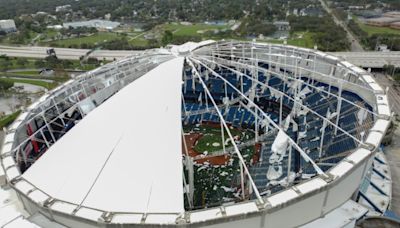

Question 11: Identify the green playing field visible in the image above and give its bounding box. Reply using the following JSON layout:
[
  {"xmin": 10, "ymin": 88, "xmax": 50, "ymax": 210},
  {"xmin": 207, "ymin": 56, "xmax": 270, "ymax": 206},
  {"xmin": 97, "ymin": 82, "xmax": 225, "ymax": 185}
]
[{"xmin": 184, "ymin": 124, "xmax": 254, "ymax": 155}]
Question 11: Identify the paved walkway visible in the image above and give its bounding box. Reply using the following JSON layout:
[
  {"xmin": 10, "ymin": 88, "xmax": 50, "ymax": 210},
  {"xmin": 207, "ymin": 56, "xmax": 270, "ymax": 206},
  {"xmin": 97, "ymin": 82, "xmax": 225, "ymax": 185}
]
[
  {"xmin": 384, "ymin": 124, "xmax": 400, "ymax": 215},
  {"xmin": 373, "ymin": 72, "xmax": 400, "ymax": 215}
]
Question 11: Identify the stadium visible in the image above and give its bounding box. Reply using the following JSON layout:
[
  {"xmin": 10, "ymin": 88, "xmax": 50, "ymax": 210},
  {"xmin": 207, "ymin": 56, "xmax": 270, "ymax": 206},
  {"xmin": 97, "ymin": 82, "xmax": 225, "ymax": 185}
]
[{"xmin": 0, "ymin": 41, "xmax": 392, "ymax": 227}]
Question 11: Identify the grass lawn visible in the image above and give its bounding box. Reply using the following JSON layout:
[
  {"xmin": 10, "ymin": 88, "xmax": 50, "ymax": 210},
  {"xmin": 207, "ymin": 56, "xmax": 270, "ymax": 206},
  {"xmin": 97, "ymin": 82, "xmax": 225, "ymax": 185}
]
[
  {"xmin": 128, "ymin": 37, "xmax": 150, "ymax": 47},
  {"xmin": 186, "ymin": 125, "xmax": 254, "ymax": 155},
  {"xmin": 8, "ymin": 70, "xmax": 40, "ymax": 76},
  {"xmin": 0, "ymin": 31, "xmax": 39, "ymax": 45},
  {"xmin": 162, "ymin": 23, "xmax": 230, "ymax": 37},
  {"xmin": 0, "ymin": 110, "xmax": 21, "ymax": 128},
  {"xmin": 78, "ymin": 64, "xmax": 100, "ymax": 71},
  {"xmin": 5, "ymin": 59, "xmax": 37, "ymax": 70},
  {"xmin": 69, "ymin": 59, "xmax": 105, "ymax": 70},
  {"xmin": 45, "ymin": 29, "xmax": 59, "ymax": 37},
  {"xmin": 1, "ymin": 77, "xmax": 58, "ymax": 89},
  {"xmin": 0, "ymin": 57, "xmax": 101, "ymax": 72},
  {"xmin": 46, "ymin": 32, "xmax": 121, "ymax": 47},
  {"xmin": 259, "ymin": 32, "xmax": 315, "ymax": 49},
  {"xmin": 38, "ymin": 29, "xmax": 60, "ymax": 42},
  {"xmin": 287, "ymin": 32, "xmax": 315, "ymax": 48}
]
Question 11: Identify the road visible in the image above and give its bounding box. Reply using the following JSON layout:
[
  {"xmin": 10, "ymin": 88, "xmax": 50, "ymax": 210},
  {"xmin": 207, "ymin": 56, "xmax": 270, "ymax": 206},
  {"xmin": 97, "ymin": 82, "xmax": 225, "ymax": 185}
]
[
  {"xmin": 0, "ymin": 45, "xmax": 138, "ymax": 61},
  {"xmin": 329, "ymin": 51, "xmax": 400, "ymax": 68},
  {"xmin": 318, "ymin": 0, "xmax": 364, "ymax": 52},
  {"xmin": 128, "ymin": 32, "xmax": 144, "ymax": 41},
  {"xmin": 373, "ymin": 72, "xmax": 400, "ymax": 217},
  {"xmin": 385, "ymin": 125, "xmax": 400, "ymax": 216},
  {"xmin": 1, "ymin": 45, "xmax": 399, "ymax": 68}
]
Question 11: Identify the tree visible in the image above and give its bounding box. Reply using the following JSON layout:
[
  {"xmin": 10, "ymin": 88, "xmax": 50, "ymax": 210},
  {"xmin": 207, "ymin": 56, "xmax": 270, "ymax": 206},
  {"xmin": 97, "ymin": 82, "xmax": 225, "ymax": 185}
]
[
  {"xmin": 0, "ymin": 79, "xmax": 14, "ymax": 90},
  {"xmin": 80, "ymin": 43, "xmax": 89, "ymax": 49},
  {"xmin": 34, "ymin": 59, "xmax": 45, "ymax": 68},
  {"xmin": 237, "ymin": 18, "xmax": 276, "ymax": 37},
  {"xmin": 44, "ymin": 55, "xmax": 61, "ymax": 68},
  {"xmin": 16, "ymin": 58, "xmax": 28, "ymax": 67},
  {"xmin": 0, "ymin": 59, "xmax": 11, "ymax": 72},
  {"xmin": 86, "ymin": 57, "xmax": 99, "ymax": 65},
  {"xmin": 101, "ymin": 39, "xmax": 132, "ymax": 50},
  {"xmin": 147, "ymin": 38, "xmax": 160, "ymax": 47},
  {"xmin": 161, "ymin": 30, "xmax": 174, "ymax": 46},
  {"xmin": 62, "ymin": 60, "xmax": 73, "ymax": 69},
  {"xmin": 383, "ymin": 65, "xmax": 400, "ymax": 81}
]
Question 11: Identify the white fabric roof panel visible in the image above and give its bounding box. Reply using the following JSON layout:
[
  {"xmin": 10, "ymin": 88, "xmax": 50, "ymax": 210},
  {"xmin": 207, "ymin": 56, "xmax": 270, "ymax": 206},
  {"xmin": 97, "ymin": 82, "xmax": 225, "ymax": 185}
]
[{"xmin": 23, "ymin": 57, "xmax": 185, "ymax": 214}]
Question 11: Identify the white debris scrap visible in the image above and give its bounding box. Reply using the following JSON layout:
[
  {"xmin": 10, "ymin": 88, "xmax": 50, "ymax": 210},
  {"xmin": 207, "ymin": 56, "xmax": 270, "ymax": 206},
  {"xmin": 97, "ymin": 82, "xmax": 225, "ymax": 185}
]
[
  {"xmin": 298, "ymin": 86, "xmax": 312, "ymax": 99},
  {"xmin": 221, "ymin": 186, "xmax": 235, "ymax": 192},
  {"xmin": 220, "ymin": 171, "xmax": 229, "ymax": 176},
  {"xmin": 271, "ymin": 130, "xmax": 289, "ymax": 155},
  {"xmin": 267, "ymin": 165, "xmax": 283, "ymax": 180},
  {"xmin": 357, "ymin": 109, "xmax": 368, "ymax": 125}
]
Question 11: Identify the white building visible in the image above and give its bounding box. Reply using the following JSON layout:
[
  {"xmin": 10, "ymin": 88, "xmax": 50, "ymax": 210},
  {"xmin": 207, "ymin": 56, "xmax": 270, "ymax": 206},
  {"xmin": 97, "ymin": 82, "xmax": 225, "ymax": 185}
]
[
  {"xmin": 104, "ymin": 13, "xmax": 111, "ymax": 20},
  {"xmin": 273, "ymin": 21, "xmax": 291, "ymax": 31},
  {"xmin": 63, "ymin": 19, "xmax": 120, "ymax": 31},
  {"xmin": 0, "ymin": 19, "xmax": 17, "ymax": 33},
  {"xmin": 376, "ymin": 44, "xmax": 390, "ymax": 52},
  {"xmin": 55, "ymin": 5, "xmax": 71, "ymax": 12},
  {"xmin": 46, "ymin": 25, "xmax": 63, "ymax": 30}
]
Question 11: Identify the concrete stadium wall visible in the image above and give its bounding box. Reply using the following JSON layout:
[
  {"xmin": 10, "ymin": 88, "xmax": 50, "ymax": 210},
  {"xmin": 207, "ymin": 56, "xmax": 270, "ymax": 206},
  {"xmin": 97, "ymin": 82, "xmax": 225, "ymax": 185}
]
[{"xmin": 11, "ymin": 147, "xmax": 373, "ymax": 228}]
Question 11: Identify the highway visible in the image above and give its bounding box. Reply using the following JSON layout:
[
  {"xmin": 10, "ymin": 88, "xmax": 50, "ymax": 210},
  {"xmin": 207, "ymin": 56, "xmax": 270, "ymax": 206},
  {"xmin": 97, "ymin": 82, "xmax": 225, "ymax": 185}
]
[
  {"xmin": 0, "ymin": 45, "xmax": 138, "ymax": 61},
  {"xmin": 373, "ymin": 73, "xmax": 400, "ymax": 115},
  {"xmin": 1, "ymin": 45, "xmax": 400, "ymax": 68},
  {"xmin": 329, "ymin": 51, "xmax": 400, "ymax": 68}
]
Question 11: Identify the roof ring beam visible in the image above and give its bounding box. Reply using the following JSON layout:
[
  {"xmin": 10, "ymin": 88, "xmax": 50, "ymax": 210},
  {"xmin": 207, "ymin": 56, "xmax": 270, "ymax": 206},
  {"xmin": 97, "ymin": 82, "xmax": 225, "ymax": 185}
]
[{"xmin": 205, "ymin": 42, "xmax": 375, "ymax": 93}]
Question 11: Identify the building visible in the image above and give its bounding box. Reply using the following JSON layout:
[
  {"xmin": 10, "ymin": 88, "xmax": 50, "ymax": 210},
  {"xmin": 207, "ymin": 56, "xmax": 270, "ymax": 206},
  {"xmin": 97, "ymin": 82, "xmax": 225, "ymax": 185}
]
[
  {"xmin": 273, "ymin": 21, "xmax": 290, "ymax": 31},
  {"xmin": 365, "ymin": 17, "xmax": 400, "ymax": 27},
  {"xmin": 0, "ymin": 19, "xmax": 17, "ymax": 33},
  {"xmin": 299, "ymin": 7, "xmax": 323, "ymax": 17},
  {"xmin": 39, "ymin": 69, "xmax": 55, "ymax": 76},
  {"xmin": 55, "ymin": 5, "xmax": 71, "ymax": 12},
  {"xmin": 46, "ymin": 25, "xmax": 63, "ymax": 30},
  {"xmin": 376, "ymin": 44, "xmax": 390, "ymax": 52},
  {"xmin": 0, "ymin": 41, "xmax": 392, "ymax": 227},
  {"xmin": 383, "ymin": 11, "xmax": 400, "ymax": 18},
  {"xmin": 104, "ymin": 13, "xmax": 111, "ymax": 21},
  {"xmin": 63, "ymin": 20, "xmax": 120, "ymax": 31},
  {"xmin": 390, "ymin": 21, "xmax": 400, "ymax": 30},
  {"xmin": 354, "ymin": 10, "xmax": 382, "ymax": 19},
  {"xmin": 348, "ymin": 6, "xmax": 365, "ymax": 10}
]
